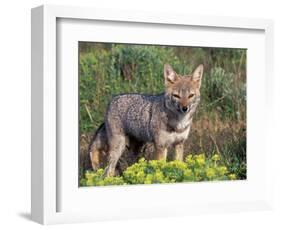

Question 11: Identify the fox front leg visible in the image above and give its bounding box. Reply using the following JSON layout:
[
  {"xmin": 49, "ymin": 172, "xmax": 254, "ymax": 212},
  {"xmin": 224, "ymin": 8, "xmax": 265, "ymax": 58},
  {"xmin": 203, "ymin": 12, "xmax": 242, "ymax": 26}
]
[
  {"xmin": 155, "ymin": 146, "xmax": 167, "ymax": 161},
  {"xmin": 174, "ymin": 142, "xmax": 184, "ymax": 161}
]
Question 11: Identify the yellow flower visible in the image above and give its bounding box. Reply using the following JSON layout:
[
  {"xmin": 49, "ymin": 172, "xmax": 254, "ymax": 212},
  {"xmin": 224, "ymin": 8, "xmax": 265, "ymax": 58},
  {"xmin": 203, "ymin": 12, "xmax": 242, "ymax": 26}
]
[
  {"xmin": 185, "ymin": 154, "xmax": 192, "ymax": 161},
  {"xmin": 196, "ymin": 158, "xmax": 205, "ymax": 166},
  {"xmin": 154, "ymin": 170, "xmax": 164, "ymax": 180},
  {"xmin": 211, "ymin": 154, "xmax": 220, "ymax": 162},
  {"xmin": 195, "ymin": 154, "xmax": 205, "ymax": 167},
  {"xmin": 85, "ymin": 171, "xmax": 96, "ymax": 179},
  {"xmin": 194, "ymin": 168, "xmax": 202, "ymax": 179},
  {"xmin": 184, "ymin": 168, "xmax": 192, "ymax": 178},
  {"xmin": 197, "ymin": 153, "xmax": 205, "ymax": 159},
  {"xmin": 144, "ymin": 174, "xmax": 153, "ymax": 184},
  {"xmin": 228, "ymin": 174, "xmax": 237, "ymax": 180},
  {"xmin": 149, "ymin": 160, "xmax": 158, "ymax": 167},
  {"xmin": 138, "ymin": 158, "xmax": 146, "ymax": 163},
  {"xmin": 144, "ymin": 180, "xmax": 152, "ymax": 184},
  {"xmin": 206, "ymin": 168, "xmax": 216, "ymax": 179},
  {"xmin": 216, "ymin": 166, "xmax": 227, "ymax": 176},
  {"xmin": 86, "ymin": 179, "xmax": 94, "ymax": 186},
  {"xmin": 96, "ymin": 181, "xmax": 105, "ymax": 186},
  {"xmin": 137, "ymin": 171, "xmax": 145, "ymax": 178},
  {"xmin": 185, "ymin": 155, "xmax": 195, "ymax": 166}
]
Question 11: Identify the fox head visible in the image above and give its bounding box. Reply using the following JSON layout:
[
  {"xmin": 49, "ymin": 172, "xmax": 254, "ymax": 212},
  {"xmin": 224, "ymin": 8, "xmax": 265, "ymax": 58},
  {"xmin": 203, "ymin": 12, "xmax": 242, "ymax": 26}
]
[{"xmin": 164, "ymin": 64, "xmax": 204, "ymax": 115}]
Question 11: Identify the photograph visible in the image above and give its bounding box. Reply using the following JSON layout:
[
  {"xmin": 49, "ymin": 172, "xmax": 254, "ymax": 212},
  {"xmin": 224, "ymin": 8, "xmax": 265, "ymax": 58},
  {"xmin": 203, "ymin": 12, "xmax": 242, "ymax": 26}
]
[{"xmin": 78, "ymin": 42, "xmax": 247, "ymax": 187}]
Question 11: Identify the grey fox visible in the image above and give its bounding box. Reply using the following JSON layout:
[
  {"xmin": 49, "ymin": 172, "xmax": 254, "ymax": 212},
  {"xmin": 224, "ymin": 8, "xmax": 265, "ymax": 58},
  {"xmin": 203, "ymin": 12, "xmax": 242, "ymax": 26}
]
[{"xmin": 88, "ymin": 64, "xmax": 204, "ymax": 176}]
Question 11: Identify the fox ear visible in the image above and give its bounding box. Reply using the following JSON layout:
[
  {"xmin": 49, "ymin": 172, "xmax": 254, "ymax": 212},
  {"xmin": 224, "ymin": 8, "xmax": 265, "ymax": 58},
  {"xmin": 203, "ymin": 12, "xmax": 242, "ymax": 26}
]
[
  {"xmin": 164, "ymin": 64, "xmax": 178, "ymax": 85},
  {"xmin": 192, "ymin": 64, "xmax": 204, "ymax": 87}
]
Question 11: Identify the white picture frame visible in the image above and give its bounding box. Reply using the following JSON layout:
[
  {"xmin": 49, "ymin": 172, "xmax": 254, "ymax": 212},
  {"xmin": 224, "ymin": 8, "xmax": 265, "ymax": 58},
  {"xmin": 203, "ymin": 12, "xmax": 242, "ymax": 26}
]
[{"xmin": 31, "ymin": 4, "xmax": 274, "ymax": 225}]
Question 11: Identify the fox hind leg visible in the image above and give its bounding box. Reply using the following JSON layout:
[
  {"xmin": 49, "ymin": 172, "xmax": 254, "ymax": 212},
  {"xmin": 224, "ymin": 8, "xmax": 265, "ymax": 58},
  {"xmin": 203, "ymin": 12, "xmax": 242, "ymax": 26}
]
[
  {"xmin": 88, "ymin": 124, "xmax": 108, "ymax": 170},
  {"xmin": 104, "ymin": 135, "xmax": 126, "ymax": 177},
  {"xmin": 89, "ymin": 148, "xmax": 101, "ymax": 170}
]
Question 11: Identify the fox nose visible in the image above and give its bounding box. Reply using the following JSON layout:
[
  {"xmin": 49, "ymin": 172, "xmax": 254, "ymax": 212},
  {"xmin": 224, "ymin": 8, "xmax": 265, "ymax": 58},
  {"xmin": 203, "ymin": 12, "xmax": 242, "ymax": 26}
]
[{"xmin": 182, "ymin": 106, "xmax": 188, "ymax": 112}]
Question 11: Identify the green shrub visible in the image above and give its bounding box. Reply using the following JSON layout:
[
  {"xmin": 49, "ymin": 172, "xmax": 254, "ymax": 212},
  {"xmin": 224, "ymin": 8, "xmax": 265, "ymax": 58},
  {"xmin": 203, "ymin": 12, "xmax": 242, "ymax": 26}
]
[
  {"xmin": 201, "ymin": 67, "xmax": 246, "ymax": 120},
  {"xmin": 80, "ymin": 169, "xmax": 125, "ymax": 186},
  {"xmin": 80, "ymin": 153, "xmax": 237, "ymax": 186},
  {"xmin": 79, "ymin": 44, "xmax": 246, "ymax": 133}
]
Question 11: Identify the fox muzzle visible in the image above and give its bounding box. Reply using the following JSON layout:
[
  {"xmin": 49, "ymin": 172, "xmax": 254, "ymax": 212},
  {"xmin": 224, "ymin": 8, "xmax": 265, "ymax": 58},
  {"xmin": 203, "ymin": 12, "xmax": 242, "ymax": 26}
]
[{"xmin": 180, "ymin": 105, "xmax": 190, "ymax": 113}]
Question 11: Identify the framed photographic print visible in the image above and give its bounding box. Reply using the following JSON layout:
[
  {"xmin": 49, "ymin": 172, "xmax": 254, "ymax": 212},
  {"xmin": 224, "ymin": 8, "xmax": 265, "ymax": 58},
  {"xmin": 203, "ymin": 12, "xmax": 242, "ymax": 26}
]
[{"xmin": 31, "ymin": 5, "xmax": 274, "ymax": 225}]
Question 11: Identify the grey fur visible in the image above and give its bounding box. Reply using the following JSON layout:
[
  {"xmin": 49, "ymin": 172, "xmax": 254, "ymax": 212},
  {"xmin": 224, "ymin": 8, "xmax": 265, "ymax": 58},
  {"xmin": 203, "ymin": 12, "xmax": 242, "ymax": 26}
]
[{"xmin": 89, "ymin": 64, "xmax": 204, "ymax": 176}]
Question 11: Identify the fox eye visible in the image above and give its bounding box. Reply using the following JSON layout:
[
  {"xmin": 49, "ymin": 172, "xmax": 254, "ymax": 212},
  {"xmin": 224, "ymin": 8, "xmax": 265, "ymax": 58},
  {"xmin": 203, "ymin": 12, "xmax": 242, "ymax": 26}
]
[
  {"xmin": 172, "ymin": 94, "xmax": 180, "ymax": 99},
  {"xmin": 188, "ymin": 93, "xmax": 195, "ymax": 98}
]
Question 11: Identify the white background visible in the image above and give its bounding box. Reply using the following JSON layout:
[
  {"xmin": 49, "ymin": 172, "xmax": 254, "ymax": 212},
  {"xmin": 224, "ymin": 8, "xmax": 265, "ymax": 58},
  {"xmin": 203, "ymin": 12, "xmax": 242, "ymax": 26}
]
[
  {"xmin": 0, "ymin": 0, "xmax": 280, "ymax": 229},
  {"xmin": 57, "ymin": 18, "xmax": 267, "ymax": 215}
]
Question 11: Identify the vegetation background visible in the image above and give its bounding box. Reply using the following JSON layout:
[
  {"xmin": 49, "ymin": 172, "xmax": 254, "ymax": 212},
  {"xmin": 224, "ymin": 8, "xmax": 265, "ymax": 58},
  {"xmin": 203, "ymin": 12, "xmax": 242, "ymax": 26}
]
[{"xmin": 79, "ymin": 42, "xmax": 246, "ymax": 180}]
